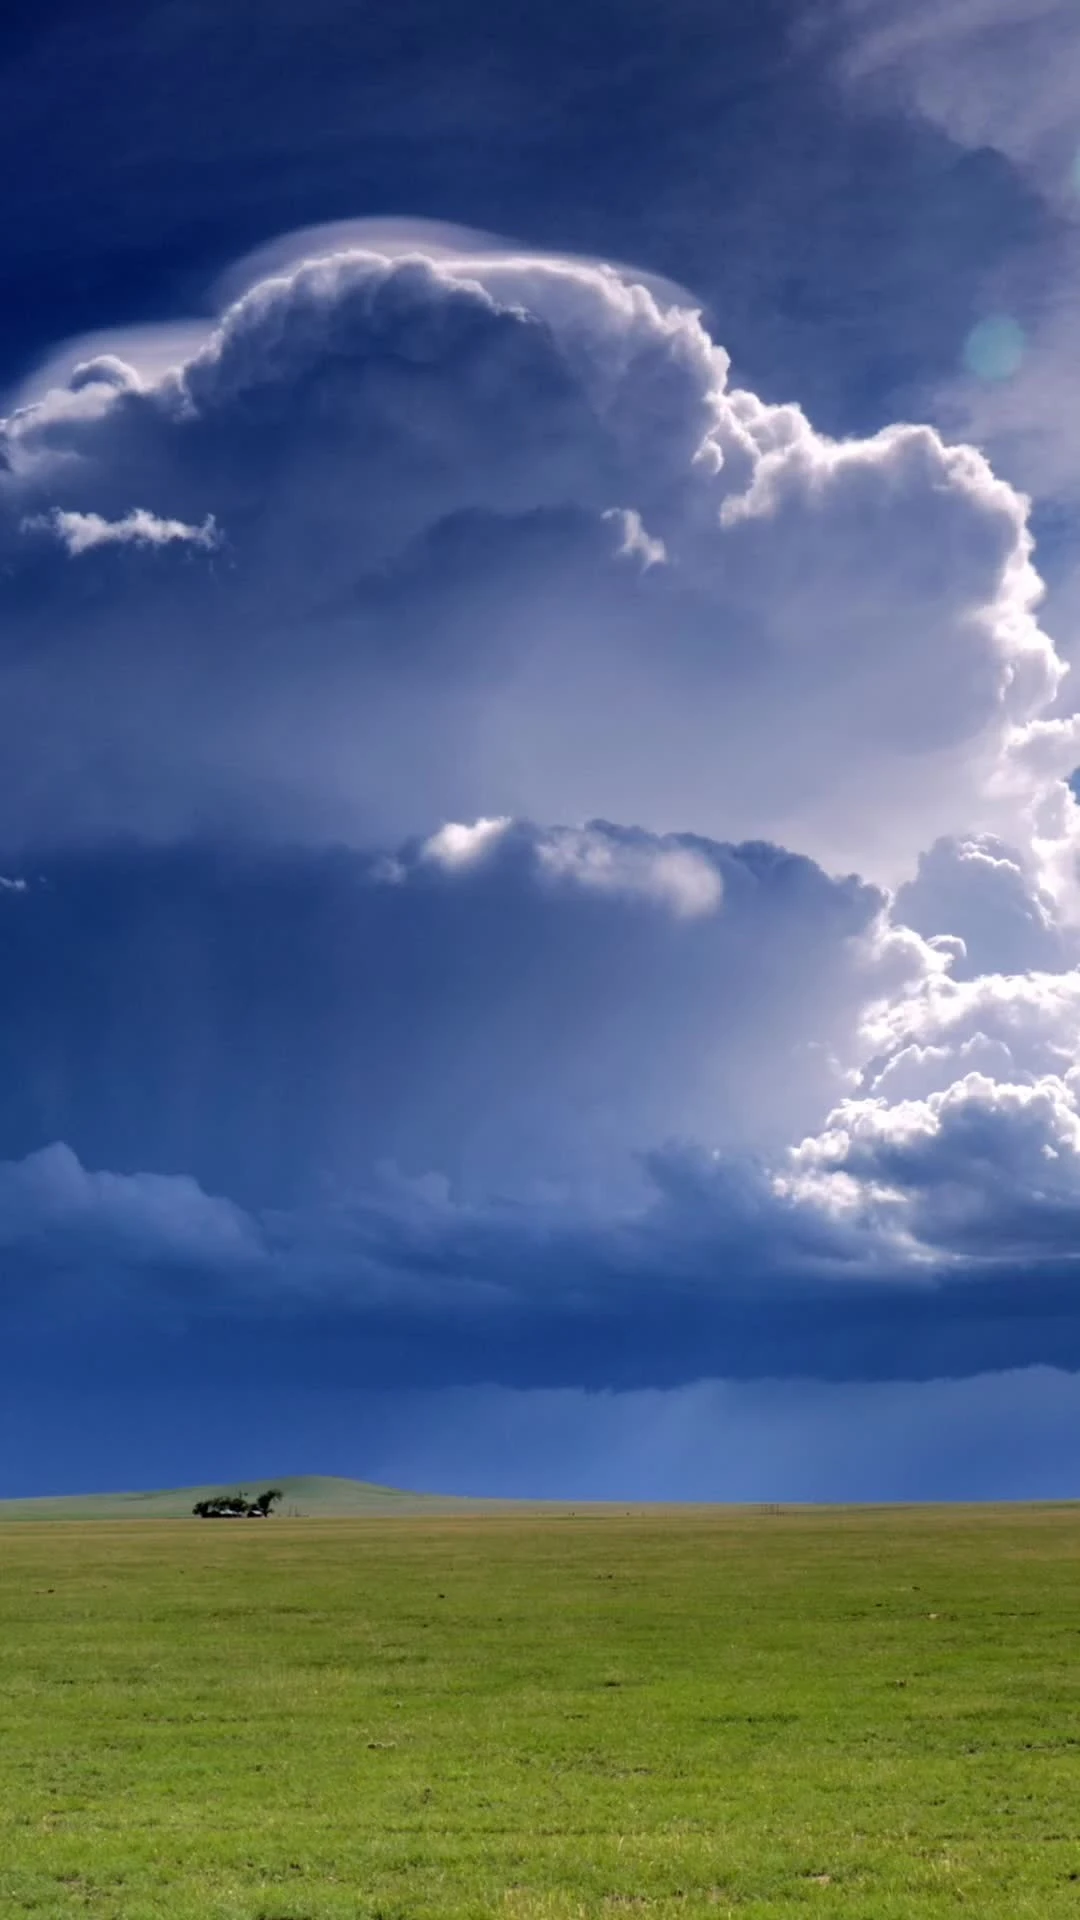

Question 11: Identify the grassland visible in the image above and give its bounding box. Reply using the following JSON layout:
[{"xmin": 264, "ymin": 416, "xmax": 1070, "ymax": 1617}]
[{"xmin": 2, "ymin": 1504, "xmax": 1080, "ymax": 1917}]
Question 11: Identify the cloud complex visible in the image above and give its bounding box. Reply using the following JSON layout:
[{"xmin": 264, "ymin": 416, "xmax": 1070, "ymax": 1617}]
[
  {"xmin": 0, "ymin": 249, "xmax": 1072, "ymax": 881},
  {"xmin": 1, "ymin": 237, "xmax": 1079, "ymax": 1448},
  {"xmin": 0, "ymin": 823, "xmax": 1079, "ymax": 1386}
]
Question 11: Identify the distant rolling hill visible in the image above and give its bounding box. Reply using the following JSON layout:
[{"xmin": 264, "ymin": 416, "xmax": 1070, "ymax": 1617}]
[{"xmin": 0, "ymin": 1474, "xmax": 503, "ymax": 1520}]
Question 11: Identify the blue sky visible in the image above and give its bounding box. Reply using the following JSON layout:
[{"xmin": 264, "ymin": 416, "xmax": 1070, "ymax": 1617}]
[{"xmin": 4, "ymin": 0, "xmax": 1080, "ymax": 1500}]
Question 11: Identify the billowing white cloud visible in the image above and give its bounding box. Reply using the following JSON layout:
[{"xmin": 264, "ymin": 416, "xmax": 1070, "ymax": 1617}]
[
  {"xmin": 788, "ymin": 1069, "xmax": 1080, "ymax": 1263},
  {"xmin": 0, "ymin": 244, "xmax": 1070, "ymax": 883},
  {"xmin": 861, "ymin": 966, "xmax": 1080, "ymax": 1097},
  {"xmin": 771, "ymin": 922, "xmax": 1080, "ymax": 1270},
  {"xmin": 895, "ymin": 833, "xmax": 1069, "ymax": 977}
]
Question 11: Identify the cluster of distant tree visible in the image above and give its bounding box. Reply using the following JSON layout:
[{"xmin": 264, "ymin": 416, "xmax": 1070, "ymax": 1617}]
[{"xmin": 192, "ymin": 1488, "xmax": 283, "ymax": 1518}]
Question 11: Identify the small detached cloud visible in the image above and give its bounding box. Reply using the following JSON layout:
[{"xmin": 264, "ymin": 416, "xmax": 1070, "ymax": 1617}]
[
  {"xmin": 603, "ymin": 506, "xmax": 667, "ymax": 569},
  {"xmin": 23, "ymin": 507, "xmax": 220, "ymax": 556}
]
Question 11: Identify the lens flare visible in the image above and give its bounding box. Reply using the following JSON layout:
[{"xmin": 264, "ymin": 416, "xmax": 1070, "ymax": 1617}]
[{"xmin": 962, "ymin": 314, "xmax": 1025, "ymax": 382}]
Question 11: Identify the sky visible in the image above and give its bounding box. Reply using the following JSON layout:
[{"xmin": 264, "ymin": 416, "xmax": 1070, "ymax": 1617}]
[{"xmin": 4, "ymin": 0, "xmax": 1080, "ymax": 1500}]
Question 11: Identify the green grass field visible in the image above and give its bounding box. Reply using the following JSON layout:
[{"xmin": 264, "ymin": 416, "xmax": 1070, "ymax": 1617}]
[{"xmin": 3, "ymin": 1503, "xmax": 1080, "ymax": 1918}]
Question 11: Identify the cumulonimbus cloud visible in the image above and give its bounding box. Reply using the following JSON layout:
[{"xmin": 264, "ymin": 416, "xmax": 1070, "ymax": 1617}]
[
  {"xmin": 0, "ymin": 244, "xmax": 1073, "ymax": 884},
  {"xmin": 0, "ymin": 235, "xmax": 1076, "ymax": 1390}
]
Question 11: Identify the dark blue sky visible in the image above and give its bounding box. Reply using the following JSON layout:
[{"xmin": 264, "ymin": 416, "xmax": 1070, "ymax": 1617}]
[
  {"xmin": 2, "ymin": 0, "xmax": 1079, "ymax": 1499},
  {"xmin": 0, "ymin": 0, "xmax": 1049, "ymax": 427}
]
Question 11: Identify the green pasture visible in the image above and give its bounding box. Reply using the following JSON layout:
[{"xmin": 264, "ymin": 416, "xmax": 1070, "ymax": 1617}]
[{"xmin": 2, "ymin": 1502, "xmax": 1080, "ymax": 1917}]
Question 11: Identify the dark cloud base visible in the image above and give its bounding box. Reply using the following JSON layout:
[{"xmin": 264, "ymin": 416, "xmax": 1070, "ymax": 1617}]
[
  {"xmin": 8, "ymin": 1255, "xmax": 1080, "ymax": 1396},
  {"xmin": 0, "ymin": 833, "xmax": 1078, "ymax": 1397}
]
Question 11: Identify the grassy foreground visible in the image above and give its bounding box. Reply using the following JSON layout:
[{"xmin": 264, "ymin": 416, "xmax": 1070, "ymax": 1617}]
[{"xmin": 2, "ymin": 1506, "xmax": 1080, "ymax": 1917}]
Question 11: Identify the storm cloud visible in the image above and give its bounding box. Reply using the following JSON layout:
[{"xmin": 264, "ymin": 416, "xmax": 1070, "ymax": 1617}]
[
  {"xmin": 2, "ymin": 227, "xmax": 1080, "ymax": 1491},
  {"xmin": 0, "ymin": 249, "xmax": 1070, "ymax": 882}
]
